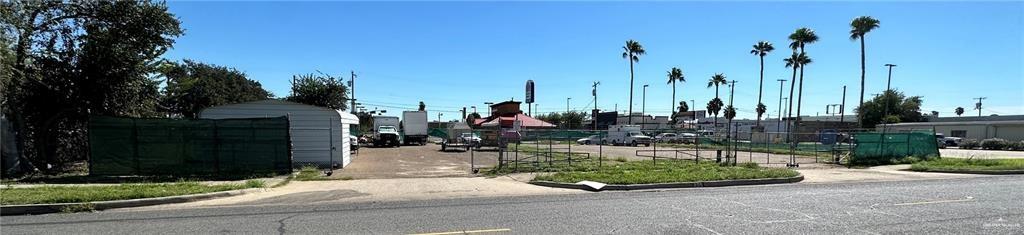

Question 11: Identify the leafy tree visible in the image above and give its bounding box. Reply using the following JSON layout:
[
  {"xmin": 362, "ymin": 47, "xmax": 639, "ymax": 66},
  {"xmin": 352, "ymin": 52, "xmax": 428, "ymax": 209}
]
[
  {"xmin": 666, "ymin": 67, "xmax": 685, "ymax": 120},
  {"xmin": 159, "ymin": 60, "xmax": 271, "ymax": 118},
  {"xmin": 286, "ymin": 73, "xmax": 349, "ymax": 110},
  {"xmin": 670, "ymin": 101, "xmax": 689, "ymax": 125},
  {"xmin": 724, "ymin": 105, "xmax": 736, "ymax": 120},
  {"xmin": 854, "ymin": 90, "xmax": 925, "ymax": 128},
  {"xmin": 465, "ymin": 112, "xmax": 481, "ymax": 124},
  {"xmin": 2, "ymin": 1, "xmax": 182, "ymax": 171},
  {"xmin": 750, "ymin": 41, "xmax": 774, "ymax": 125},
  {"xmin": 536, "ymin": 112, "xmax": 562, "ymax": 127},
  {"xmin": 561, "ymin": 111, "xmax": 587, "ymax": 129},
  {"xmin": 418, "ymin": 101, "xmax": 425, "ymax": 111},
  {"xmin": 930, "ymin": 111, "xmax": 939, "ymax": 117},
  {"xmin": 955, "ymin": 107, "xmax": 965, "ymax": 116},
  {"xmin": 850, "ymin": 16, "xmax": 881, "ymax": 126},
  {"xmin": 755, "ymin": 103, "xmax": 767, "ymax": 120},
  {"xmin": 622, "ymin": 40, "xmax": 645, "ymax": 124},
  {"xmin": 706, "ymin": 98, "xmax": 723, "ymax": 124},
  {"xmin": 788, "ymin": 28, "xmax": 818, "ymax": 128},
  {"xmin": 706, "ymin": 73, "xmax": 727, "ymax": 126}
]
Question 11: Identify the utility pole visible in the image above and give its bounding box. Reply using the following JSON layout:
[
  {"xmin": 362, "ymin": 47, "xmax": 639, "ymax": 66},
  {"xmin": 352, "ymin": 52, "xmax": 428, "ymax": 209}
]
[
  {"xmin": 461, "ymin": 107, "xmax": 467, "ymax": 120},
  {"xmin": 781, "ymin": 98, "xmax": 788, "ymax": 131},
  {"xmin": 975, "ymin": 97, "xmax": 987, "ymax": 117},
  {"xmin": 776, "ymin": 79, "xmax": 787, "ymax": 131},
  {"xmin": 484, "ymin": 102, "xmax": 493, "ymax": 116},
  {"xmin": 840, "ymin": 85, "xmax": 846, "ymax": 124},
  {"xmin": 593, "ymin": 81, "xmax": 600, "ymax": 130},
  {"xmin": 691, "ymin": 99, "xmax": 696, "ymax": 129},
  {"xmin": 350, "ymin": 71, "xmax": 357, "ymax": 114},
  {"xmin": 727, "ymin": 80, "xmax": 737, "ymax": 166}
]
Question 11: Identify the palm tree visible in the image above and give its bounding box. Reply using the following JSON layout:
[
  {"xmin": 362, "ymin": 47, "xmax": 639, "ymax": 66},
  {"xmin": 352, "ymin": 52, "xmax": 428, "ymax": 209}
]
[
  {"xmin": 666, "ymin": 67, "xmax": 685, "ymax": 119},
  {"xmin": 955, "ymin": 107, "xmax": 965, "ymax": 117},
  {"xmin": 750, "ymin": 41, "xmax": 774, "ymax": 126},
  {"xmin": 850, "ymin": 16, "xmax": 880, "ymax": 127},
  {"xmin": 794, "ymin": 52, "xmax": 812, "ymax": 130},
  {"xmin": 707, "ymin": 73, "xmax": 728, "ymax": 126},
  {"xmin": 788, "ymin": 28, "xmax": 818, "ymax": 128},
  {"xmin": 622, "ymin": 40, "xmax": 646, "ymax": 124},
  {"xmin": 707, "ymin": 98, "xmax": 723, "ymax": 126},
  {"xmin": 724, "ymin": 105, "xmax": 736, "ymax": 120},
  {"xmin": 783, "ymin": 52, "xmax": 801, "ymax": 141}
]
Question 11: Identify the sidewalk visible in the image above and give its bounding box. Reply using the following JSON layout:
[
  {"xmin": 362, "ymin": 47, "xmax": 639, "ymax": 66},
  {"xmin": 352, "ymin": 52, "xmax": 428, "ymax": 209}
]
[
  {"xmin": 122, "ymin": 175, "xmax": 581, "ymax": 211},
  {"xmin": 1, "ymin": 176, "xmax": 289, "ymax": 189},
  {"xmin": 796, "ymin": 164, "xmax": 987, "ymax": 184}
]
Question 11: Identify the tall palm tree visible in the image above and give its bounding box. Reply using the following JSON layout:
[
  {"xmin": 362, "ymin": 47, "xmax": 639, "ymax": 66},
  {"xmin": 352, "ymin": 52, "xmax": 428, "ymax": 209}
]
[
  {"xmin": 666, "ymin": 67, "xmax": 685, "ymax": 119},
  {"xmin": 794, "ymin": 52, "xmax": 812, "ymax": 130},
  {"xmin": 850, "ymin": 16, "xmax": 880, "ymax": 127},
  {"xmin": 622, "ymin": 40, "xmax": 646, "ymax": 124},
  {"xmin": 707, "ymin": 73, "xmax": 728, "ymax": 126},
  {"xmin": 750, "ymin": 41, "xmax": 774, "ymax": 126},
  {"xmin": 788, "ymin": 28, "xmax": 818, "ymax": 128},
  {"xmin": 783, "ymin": 52, "xmax": 801, "ymax": 141}
]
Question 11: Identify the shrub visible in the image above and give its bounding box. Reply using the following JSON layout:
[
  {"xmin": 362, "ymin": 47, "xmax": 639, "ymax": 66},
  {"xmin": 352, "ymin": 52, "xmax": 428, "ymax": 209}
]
[
  {"xmin": 1007, "ymin": 141, "xmax": 1024, "ymax": 151},
  {"xmin": 980, "ymin": 138, "xmax": 1008, "ymax": 150},
  {"xmin": 738, "ymin": 162, "xmax": 760, "ymax": 169},
  {"xmin": 959, "ymin": 139, "xmax": 979, "ymax": 149}
]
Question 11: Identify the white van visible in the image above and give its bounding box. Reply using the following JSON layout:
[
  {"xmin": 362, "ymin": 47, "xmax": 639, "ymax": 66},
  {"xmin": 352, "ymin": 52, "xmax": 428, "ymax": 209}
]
[{"xmin": 605, "ymin": 125, "xmax": 652, "ymax": 146}]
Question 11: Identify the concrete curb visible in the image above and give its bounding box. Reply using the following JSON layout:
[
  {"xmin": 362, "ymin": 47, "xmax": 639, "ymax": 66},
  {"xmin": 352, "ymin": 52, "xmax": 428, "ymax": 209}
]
[
  {"xmin": 911, "ymin": 169, "xmax": 1024, "ymax": 175},
  {"xmin": 530, "ymin": 175, "xmax": 804, "ymax": 191},
  {"xmin": 1, "ymin": 188, "xmax": 265, "ymax": 216}
]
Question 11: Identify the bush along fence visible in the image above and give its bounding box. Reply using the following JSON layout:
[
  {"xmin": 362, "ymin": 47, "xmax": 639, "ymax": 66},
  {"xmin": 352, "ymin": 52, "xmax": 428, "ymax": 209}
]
[{"xmin": 89, "ymin": 116, "xmax": 293, "ymax": 176}]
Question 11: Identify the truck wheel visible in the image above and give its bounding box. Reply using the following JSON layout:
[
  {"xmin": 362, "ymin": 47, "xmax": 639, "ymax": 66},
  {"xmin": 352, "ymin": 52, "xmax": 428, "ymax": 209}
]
[
  {"xmin": 631, "ymin": 141, "xmax": 637, "ymax": 147},
  {"xmin": 584, "ymin": 140, "xmax": 590, "ymax": 145}
]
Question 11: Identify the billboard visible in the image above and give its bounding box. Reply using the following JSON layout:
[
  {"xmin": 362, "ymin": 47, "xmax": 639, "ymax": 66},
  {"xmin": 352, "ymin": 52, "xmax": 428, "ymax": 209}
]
[{"xmin": 525, "ymin": 80, "xmax": 535, "ymax": 103}]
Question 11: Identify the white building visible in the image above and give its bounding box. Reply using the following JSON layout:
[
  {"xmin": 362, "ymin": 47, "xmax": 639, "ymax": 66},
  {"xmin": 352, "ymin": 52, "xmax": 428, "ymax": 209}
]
[{"xmin": 200, "ymin": 100, "xmax": 359, "ymax": 169}]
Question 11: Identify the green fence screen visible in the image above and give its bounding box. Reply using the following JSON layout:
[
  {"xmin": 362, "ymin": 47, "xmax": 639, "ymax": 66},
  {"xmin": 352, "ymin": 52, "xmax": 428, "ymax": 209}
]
[
  {"xmin": 89, "ymin": 116, "xmax": 292, "ymax": 176},
  {"xmin": 852, "ymin": 131, "xmax": 940, "ymax": 163}
]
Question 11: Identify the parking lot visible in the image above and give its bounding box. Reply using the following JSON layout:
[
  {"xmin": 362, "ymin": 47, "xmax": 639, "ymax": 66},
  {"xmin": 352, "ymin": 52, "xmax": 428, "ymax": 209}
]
[{"xmin": 336, "ymin": 144, "xmax": 499, "ymax": 179}]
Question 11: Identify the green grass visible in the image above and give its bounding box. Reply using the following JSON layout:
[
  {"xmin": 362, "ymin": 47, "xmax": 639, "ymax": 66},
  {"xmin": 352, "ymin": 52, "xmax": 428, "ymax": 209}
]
[
  {"xmin": 533, "ymin": 160, "xmax": 799, "ymax": 185},
  {"xmin": 660, "ymin": 142, "xmax": 830, "ymax": 157},
  {"xmin": 910, "ymin": 158, "xmax": 1024, "ymax": 172},
  {"xmin": 0, "ymin": 180, "xmax": 264, "ymax": 205},
  {"xmin": 293, "ymin": 166, "xmax": 353, "ymax": 181}
]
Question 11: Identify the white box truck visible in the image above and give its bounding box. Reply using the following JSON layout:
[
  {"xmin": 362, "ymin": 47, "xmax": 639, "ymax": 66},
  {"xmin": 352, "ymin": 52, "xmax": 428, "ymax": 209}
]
[
  {"xmin": 372, "ymin": 116, "xmax": 401, "ymax": 147},
  {"xmin": 401, "ymin": 111, "xmax": 429, "ymax": 145},
  {"xmin": 605, "ymin": 125, "xmax": 652, "ymax": 147}
]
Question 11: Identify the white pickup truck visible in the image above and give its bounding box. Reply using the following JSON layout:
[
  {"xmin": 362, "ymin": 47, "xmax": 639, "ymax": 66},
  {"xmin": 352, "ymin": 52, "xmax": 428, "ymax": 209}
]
[{"xmin": 372, "ymin": 116, "xmax": 401, "ymax": 147}]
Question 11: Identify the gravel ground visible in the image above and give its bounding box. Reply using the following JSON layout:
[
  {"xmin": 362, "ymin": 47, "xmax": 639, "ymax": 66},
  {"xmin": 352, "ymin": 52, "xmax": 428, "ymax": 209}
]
[
  {"xmin": 336, "ymin": 144, "xmax": 499, "ymax": 179},
  {"xmin": 510, "ymin": 142, "xmax": 840, "ymax": 169}
]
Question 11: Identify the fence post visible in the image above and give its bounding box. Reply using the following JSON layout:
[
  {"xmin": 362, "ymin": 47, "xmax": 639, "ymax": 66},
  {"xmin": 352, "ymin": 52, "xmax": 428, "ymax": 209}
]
[
  {"xmin": 213, "ymin": 120, "xmax": 220, "ymax": 175},
  {"xmin": 132, "ymin": 119, "xmax": 140, "ymax": 175},
  {"xmin": 567, "ymin": 132, "xmax": 572, "ymax": 167},
  {"xmin": 598, "ymin": 131, "xmax": 603, "ymax": 168}
]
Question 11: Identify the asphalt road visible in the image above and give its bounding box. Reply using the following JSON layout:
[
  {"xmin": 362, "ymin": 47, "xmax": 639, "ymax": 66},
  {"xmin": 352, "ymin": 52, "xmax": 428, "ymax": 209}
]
[{"xmin": 4, "ymin": 176, "xmax": 1023, "ymax": 234}]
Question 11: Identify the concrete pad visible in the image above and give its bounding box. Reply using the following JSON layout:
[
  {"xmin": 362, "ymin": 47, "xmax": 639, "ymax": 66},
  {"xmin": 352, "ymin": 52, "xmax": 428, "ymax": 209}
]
[
  {"xmin": 797, "ymin": 164, "xmax": 989, "ymax": 184},
  {"xmin": 940, "ymin": 149, "xmax": 1024, "ymax": 159}
]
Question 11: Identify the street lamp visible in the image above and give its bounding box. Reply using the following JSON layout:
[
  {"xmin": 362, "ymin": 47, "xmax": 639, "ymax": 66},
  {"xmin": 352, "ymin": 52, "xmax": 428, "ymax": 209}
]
[
  {"xmin": 776, "ymin": 79, "xmax": 787, "ymax": 131},
  {"xmin": 471, "ymin": 106, "xmax": 476, "ymax": 114},
  {"xmin": 883, "ymin": 63, "xmax": 897, "ymax": 128},
  {"xmin": 642, "ymin": 84, "xmax": 648, "ymax": 125},
  {"xmin": 483, "ymin": 102, "xmax": 494, "ymax": 116},
  {"xmin": 690, "ymin": 99, "xmax": 696, "ymax": 129},
  {"xmin": 566, "ymin": 98, "xmax": 571, "ymax": 113},
  {"xmin": 438, "ymin": 113, "xmax": 443, "ymax": 125}
]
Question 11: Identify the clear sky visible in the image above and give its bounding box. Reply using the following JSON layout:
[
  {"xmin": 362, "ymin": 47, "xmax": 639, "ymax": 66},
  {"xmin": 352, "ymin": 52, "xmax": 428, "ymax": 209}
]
[{"xmin": 163, "ymin": 1, "xmax": 1024, "ymax": 120}]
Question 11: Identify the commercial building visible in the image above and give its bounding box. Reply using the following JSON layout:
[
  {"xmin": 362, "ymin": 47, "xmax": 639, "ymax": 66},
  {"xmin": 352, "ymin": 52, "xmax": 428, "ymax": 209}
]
[{"xmin": 883, "ymin": 115, "xmax": 1024, "ymax": 141}]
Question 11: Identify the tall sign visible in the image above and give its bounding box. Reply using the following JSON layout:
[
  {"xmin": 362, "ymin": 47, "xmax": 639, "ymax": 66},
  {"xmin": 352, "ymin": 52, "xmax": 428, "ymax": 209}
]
[{"xmin": 525, "ymin": 80, "xmax": 535, "ymax": 103}]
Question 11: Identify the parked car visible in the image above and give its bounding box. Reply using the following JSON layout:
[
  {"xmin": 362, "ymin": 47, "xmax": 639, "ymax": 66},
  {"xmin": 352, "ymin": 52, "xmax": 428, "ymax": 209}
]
[
  {"xmin": 943, "ymin": 137, "xmax": 963, "ymax": 147},
  {"xmin": 654, "ymin": 133, "xmax": 681, "ymax": 143},
  {"xmin": 576, "ymin": 135, "xmax": 602, "ymax": 145},
  {"xmin": 605, "ymin": 125, "xmax": 652, "ymax": 147},
  {"xmin": 935, "ymin": 133, "xmax": 947, "ymax": 149},
  {"xmin": 459, "ymin": 132, "xmax": 482, "ymax": 146}
]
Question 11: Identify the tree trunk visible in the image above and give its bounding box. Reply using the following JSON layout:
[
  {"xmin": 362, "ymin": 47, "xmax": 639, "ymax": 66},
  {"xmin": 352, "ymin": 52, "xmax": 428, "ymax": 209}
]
[
  {"xmin": 858, "ymin": 37, "xmax": 866, "ymax": 128},
  {"xmin": 671, "ymin": 80, "xmax": 676, "ymax": 120},
  {"xmin": 628, "ymin": 59, "xmax": 634, "ymax": 125},
  {"xmin": 786, "ymin": 67, "xmax": 797, "ymax": 142},
  {"xmin": 757, "ymin": 55, "xmax": 765, "ymax": 126},
  {"xmin": 796, "ymin": 65, "xmax": 805, "ymax": 131}
]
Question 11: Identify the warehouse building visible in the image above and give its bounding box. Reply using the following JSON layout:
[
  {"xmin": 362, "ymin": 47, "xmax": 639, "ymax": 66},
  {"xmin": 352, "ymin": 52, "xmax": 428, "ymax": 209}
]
[{"xmin": 882, "ymin": 116, "xmax": 1024, "ymax": 141}]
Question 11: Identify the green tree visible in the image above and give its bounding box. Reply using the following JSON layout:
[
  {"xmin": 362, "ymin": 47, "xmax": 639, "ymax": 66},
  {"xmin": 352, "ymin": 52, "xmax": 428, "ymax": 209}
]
[
  {"xmin": 670, "ymin": 101, "xmax": 689, "ymax": 125},
  {"xmin": 788, "ymin": 28, "xmax": 818, "ymax": 129},
  {"xmin": 1, "ymin": 1, "xmax": 182, "ymax": 171},
  {"xmin": 782, "ymin": 52, "xmax": 801, "ymax": 133},
  {"xmin": 850, "ymin": 16, "xmax": 881, "ymax": 126},
  {"xmin": 855, "ymin": 90, "xmax": 925, "ymax": 128},
  {"xmin": 666, "ymin": 67, "xmax": 685, "ymax": 120},
  {"xmin": 286, "ymin": 73, "xmax": 349, "ymax": 110},
  {"xmin": 786, "ymin": 28, "xmax": 819, "ymax": 129},
  {"xmin": 750, "ymin": 41, "xmax": 774, "ymax": 125},
  {"xmin": 955, "ymin": 107, "xmax": 965, "ymax": 116},
  {"xmin": 159, "ymin": 60, "xmax": 271, "ymax": 118},
  {"xmin": 622, "ymin": 40, "xmax": 645, "ymax": 124},
  {"xmin": 536, "ymin": 112, "xmax": 563, "ymax": 127},
  {"xmin": 724, "ymin": 105, "xmax": 736, "ymax": 120},
  {"xmin": 706, "ymin": 73, "xmax": 728, "ymax": 126},
  {"xmin": 466, "ymin": 112, "xmax": 482, "ymax": 124},
  {"xmin": 561, "ymin": 111, "xmax": 587, "ymax": 129},
  {"xmin": 707, "ymin": 98, "xmax": 723, "ymax": 124},
  {"xmin": 418, "ymin": 101, "xmax": 426, "ymax": 111}
]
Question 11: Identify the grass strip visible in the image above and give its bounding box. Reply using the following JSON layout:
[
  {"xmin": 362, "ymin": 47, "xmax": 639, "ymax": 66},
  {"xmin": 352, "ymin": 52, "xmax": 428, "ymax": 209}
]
[
  {"xmin": 910, "ymin": 158, "xmax": 1024, "ymax": 172},
  {"xmin": 533, "ymin": 160, "xmax": 799, "ymax": 185},
  {"xmin": 0, "ymin": 180, "xmax": 264, "ymax": 205}
]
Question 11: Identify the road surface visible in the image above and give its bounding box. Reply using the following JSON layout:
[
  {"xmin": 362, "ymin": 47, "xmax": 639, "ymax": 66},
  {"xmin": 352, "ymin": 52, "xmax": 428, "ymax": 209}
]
[{"xmin": 3, "ymin": 176, "xmax": 1022, "ymax": 234}]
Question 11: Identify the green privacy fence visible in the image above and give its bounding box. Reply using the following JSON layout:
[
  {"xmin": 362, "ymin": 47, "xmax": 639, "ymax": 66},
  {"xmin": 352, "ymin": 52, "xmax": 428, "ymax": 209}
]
[
  {"xmin": 89, "ymin": 116, "xmax": 292, "ymax": 176},
  {"xmin": 852, "ymin": 131, "xmax": 940, "ymax": 164}
]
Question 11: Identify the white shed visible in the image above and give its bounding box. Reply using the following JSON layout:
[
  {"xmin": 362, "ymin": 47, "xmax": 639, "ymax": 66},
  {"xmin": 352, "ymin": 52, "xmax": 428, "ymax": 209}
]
[{"xmin": 200, "ymin": 100, "xmax": 358, "ymax": 168}]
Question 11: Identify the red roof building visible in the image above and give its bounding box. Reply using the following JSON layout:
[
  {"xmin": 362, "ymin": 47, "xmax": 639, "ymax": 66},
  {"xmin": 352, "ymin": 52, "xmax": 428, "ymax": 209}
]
[{"xmin": 472, "ymin": 101, "xmax": 555, "ymax": 129}]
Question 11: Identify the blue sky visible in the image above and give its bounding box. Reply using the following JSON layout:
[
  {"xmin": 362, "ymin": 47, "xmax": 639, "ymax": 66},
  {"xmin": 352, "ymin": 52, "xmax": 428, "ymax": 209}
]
[{"xmin": 163, "ymin": 1, "xmax": 1023, "ymax": 120}]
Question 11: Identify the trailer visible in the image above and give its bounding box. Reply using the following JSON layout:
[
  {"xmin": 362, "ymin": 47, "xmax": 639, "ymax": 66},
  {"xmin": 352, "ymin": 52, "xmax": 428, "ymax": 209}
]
[
  {"xmin": 401, "ymin": 111, "xmax": 429, "ymax": 145},
  {"xmin": 440, "ymin": 122, "xmax": 475, "ymax": 151}
]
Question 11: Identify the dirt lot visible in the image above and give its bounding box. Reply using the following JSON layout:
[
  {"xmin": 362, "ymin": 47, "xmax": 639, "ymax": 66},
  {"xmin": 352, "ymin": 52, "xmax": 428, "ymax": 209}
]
[{"xmin": 336, "ymin": 144, "xmax": 499, "ymax": 179}]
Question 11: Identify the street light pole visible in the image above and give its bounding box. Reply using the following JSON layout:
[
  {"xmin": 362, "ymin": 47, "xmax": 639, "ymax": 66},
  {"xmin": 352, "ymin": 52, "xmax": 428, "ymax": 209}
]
[
  {"xmin": 593, "ymin": 81, "xmax": 600, "ymax": 130},
  {"xmin": 642, "ymin": 84, "xmax": 648, "ymax": 125},
  {"xmin": 350, "ymin": 71, "xmax": 357, "ymax": 114},
  {"xmin": 882, "ymin": 64, "xmax": 897, "ymax": 129},
  {"xmin": 566, "ymin": 97, "xmax": 571, "ymax": 113},
  {"xmin": 484, "ymin": 102, "xmax": 494, "ymax": 116},
  {"xmin": 776, "ymin": 79, "xmax": 787, "ymax": 132}
]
